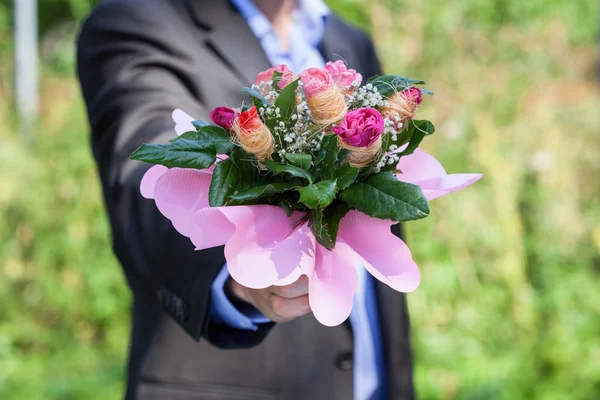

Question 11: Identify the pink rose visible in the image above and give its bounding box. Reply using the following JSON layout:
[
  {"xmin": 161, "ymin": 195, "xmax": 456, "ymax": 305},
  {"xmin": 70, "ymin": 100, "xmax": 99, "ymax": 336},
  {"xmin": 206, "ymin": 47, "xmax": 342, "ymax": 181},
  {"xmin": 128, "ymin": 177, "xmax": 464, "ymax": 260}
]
[
  {"xmin": 332, "ymin": 108, "xmax": 384, "ymax": 147},
  {"xmin": 300, "ymin": 68, "xmax": 334, "ymax": 98},
  {"xmin": 325, "ymin": 60, "xmax": 362, "ymax": 90},
  {"xmin": 254, "ymin": 64, "xmax": 295, "ymax": 90},
  {"xmin": 401, "ymin": 87, "xmax": 423, "ymax": 105},
  {"xmin": 210, "ymin": 106, "xmax": 237, "ymax": 130}
]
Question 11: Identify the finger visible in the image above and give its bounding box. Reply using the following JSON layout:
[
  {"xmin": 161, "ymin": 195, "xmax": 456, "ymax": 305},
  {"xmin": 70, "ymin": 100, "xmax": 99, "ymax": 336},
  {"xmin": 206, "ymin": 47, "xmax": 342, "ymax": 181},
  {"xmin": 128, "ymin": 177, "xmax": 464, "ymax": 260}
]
[
  {"xmin": 273, "ymin": 275, "xmax": 309, "ymax": 298},
  {"xmin": 270, "ymin": 294, "xmax": 310, "ymax": 321}
]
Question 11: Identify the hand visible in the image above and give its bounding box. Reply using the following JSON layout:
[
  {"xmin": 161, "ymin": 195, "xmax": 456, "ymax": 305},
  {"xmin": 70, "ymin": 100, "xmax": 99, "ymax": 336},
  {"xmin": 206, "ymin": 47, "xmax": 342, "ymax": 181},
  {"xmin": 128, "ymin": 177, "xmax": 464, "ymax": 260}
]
[{"xmin": 226, "ymin": 275, "xmax": 311, "ymax": 323}]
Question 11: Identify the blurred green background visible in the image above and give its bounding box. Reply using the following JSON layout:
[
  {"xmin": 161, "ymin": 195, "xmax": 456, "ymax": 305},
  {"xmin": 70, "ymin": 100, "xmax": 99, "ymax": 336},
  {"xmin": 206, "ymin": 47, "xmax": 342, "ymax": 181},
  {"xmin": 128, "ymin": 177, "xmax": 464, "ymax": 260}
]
[{"xmin": 1, "ymin": 0, "xmax": 599, "ymax": 399}]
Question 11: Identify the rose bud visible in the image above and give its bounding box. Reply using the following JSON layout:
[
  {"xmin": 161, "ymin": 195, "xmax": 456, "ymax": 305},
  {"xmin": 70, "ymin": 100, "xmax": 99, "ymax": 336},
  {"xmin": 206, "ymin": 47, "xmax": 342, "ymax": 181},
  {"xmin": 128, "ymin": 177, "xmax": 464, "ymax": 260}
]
[
  {"xmin": 402, "ymin": 87, "xmax": 423, "ymax": 105},
  {"xmin": 254, "ymin": 64, "xmax": 295, "ymax": 90},
  {"xmin": 210, "ymin": 106, "xmax": 237, "ymax": 130},
  {"xmin": 325, "ymin": 60, "xmax": 362, "ymax": 93},
  {"xmin": 300, "ymin": 68, "xmax": 332, "ymax": 98},
  {"xmin": 232, "ymin": 105, "xmax": 274, "ymax": 162},
  {"xmin": 332, "ymin": 108, "xmax": 384, "ymax": 168},
  {"xmin": 381, "ymin": 87, "xmax": 423, "ymax": 126},
  {"xmin": 300, "ymin": 68, "xmax": 347, "ymax": 125},
  {"xmin": 237, "ymin": 105, "xmax": 263, "ymax": 131}
]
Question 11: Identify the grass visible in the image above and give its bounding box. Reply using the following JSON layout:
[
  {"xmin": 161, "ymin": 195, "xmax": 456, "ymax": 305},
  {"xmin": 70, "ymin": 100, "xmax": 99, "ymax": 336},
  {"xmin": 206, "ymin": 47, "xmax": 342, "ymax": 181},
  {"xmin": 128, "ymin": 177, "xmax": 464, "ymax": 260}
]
[{"xmin": 1, "ymin": 0, "xmax": 599, "ymax": 398}]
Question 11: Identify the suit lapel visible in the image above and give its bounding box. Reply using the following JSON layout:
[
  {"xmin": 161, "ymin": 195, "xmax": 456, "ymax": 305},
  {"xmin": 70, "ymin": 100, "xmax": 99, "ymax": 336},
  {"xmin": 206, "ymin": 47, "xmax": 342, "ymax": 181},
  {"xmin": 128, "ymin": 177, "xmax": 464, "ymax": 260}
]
[
  {"xmin": 319, "ymin": 15, "xmax": 362, "ymax": 73},
  {"xmin": 187, "ymin": 0, "xmax": 271, "ymax": 86}
]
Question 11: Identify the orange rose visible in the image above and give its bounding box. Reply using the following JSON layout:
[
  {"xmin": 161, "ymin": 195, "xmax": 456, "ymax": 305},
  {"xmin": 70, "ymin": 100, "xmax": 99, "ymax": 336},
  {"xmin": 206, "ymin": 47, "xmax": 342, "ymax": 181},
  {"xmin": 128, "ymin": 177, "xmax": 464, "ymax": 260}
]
[
  {"xmin": 232, "ymin": 105, "xmax": 274, "ymax": 162},
  {"xmin": 237, "ymin": 105, "xmax": 262, "ymax": 133}
]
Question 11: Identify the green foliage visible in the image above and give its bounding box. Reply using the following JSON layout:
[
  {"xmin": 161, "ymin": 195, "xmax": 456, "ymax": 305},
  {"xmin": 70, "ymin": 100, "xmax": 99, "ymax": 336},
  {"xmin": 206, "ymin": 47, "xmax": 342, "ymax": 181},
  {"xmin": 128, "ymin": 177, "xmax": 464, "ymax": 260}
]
[
  {"xmin": 183, "ymin": 125, "xmax": 234, "ymax": 154},
  {"xmin": 191, "ymin": 119, "xmax": 209, "ymax": 128},
  {"xmin": 322, "ymin": 201, "xmax": 351, "ymax": 247},
  {"xmin": 228, "ymin": 183, "xmax": 298, "ymax": 205},
  {"xmin": 264, "ymin": 158, "xmax": 315, "ymax": 184},
  {"xmin": 341, "ymin": 172, "xmax": 430, "ymax": 221},
  {"xmin": 271, "ymin": 70, "xmax": 284, "ymax": 89},
  {"xmin": 241, "ymin": 87, "xmax": 270, "ymax": 106},
  {"xmin": 398, "ymin": 119, "xmax": 436, "ymax": 158},
  {"xmin": 274, "ymin": 78, "xmax": 300, "ymax": 121},
  {"xmin": 0, "ymin": 99, "xmax": 129, "ymax": 399},
  {"xmin": 298, "ymin": 180, "xmax": 338, "ymax": 209},
  {"xmin": 208, "ymin": 158, "xmax": 239, "ymax": 207},
  {"xmin": 229, "ymin": 147, "xmax": 259, "ymax": 192},
  {"xmin": 277, "ymin": 191, "xmax": 301, "ymax": 217},
  {"xmin": 284, "ymin": 153, "xmax": 312, "ymax": 171},
  {"xmin": 130, "ymin": 139, "xmax": 216, "ymax": 169},
  {"xmin": 308, "ymin": 208, "xmax": 332, "ymax": 248},
  {"xmin": 332, "ymin": 162, "xmax": 359, "ymax": 190},
  {"xmin": 313, "ymin": 134, "xmax": 341, "ymax": 180},
  {"xmin": 308, "ymin": 200, "xmax": 352, "ymax": 249},
  {"xmin": 132, "ymin": 124, "xmax": 231, "ymax": 170}
]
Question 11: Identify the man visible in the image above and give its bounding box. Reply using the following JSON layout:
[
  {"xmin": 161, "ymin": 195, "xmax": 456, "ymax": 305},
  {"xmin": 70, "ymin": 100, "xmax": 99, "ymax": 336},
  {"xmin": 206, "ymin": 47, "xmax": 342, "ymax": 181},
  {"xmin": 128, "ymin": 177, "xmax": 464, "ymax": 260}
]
[{"xmin": 77, "ymin": 0, "xmax": 414, "ymax": 398}]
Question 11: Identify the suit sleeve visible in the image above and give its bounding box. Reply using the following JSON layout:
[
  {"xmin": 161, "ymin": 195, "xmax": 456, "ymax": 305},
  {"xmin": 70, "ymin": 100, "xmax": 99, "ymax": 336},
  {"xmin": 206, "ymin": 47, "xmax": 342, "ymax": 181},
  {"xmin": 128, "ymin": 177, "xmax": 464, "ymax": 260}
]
[{"xmin": 76, "ymin": 1, "xmax": 273, "ymax": 347}]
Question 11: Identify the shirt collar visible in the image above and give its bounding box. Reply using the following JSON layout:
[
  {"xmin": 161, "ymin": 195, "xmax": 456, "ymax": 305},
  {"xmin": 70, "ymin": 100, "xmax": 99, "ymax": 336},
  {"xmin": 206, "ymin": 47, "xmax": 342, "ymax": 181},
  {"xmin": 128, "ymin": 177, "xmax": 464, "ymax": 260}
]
[
  {"xmin": 231, "ymin": 0, "xmax": 330, "ymax": 44},
  {"xmin": 294, "ymin": 0, "xmax": 330, "ymax": 47}
]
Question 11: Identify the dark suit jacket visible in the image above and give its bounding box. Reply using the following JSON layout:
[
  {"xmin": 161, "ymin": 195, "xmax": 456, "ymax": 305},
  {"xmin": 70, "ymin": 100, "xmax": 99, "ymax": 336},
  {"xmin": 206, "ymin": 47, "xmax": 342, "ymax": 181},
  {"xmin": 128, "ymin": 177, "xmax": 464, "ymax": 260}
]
[{"xmin": 77, "ymin": 0, "xmax": 414, "ymax": 399}]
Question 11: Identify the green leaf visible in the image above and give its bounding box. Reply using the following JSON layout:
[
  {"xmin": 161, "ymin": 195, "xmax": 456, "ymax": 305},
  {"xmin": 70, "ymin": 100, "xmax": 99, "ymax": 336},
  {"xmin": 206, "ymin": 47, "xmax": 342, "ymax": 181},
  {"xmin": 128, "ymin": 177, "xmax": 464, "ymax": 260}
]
[
  {"xmin": 241, "ymin": 87, "xmax": 270, "ymax": 106},
  {"xmin": 308, "ymin": 201, "xmax": 350, "ymax": 249},
  {"xmin": 264, "ymin": 159, "xmax": 314, "ymax": 183},
  {"xmin": 274, "ymin": 78, "xmax": 300, "ymax": 121},
  {"xmin": 308, "ymin": 209, "xmax": 333, "ymax": 249},
  {"xmin": 198, "ymin": 125, "xmax": 234, "ymax": 154},
  {"xmin": 174, "ymin": 126, "xmax": 233, "ymax": 155},
  {"xmin": 413, "ymin": 119, "xmax": 435, "ymax": 135},
  {"xmin": 341, "ymin": 171, "xmax": 430, "ymax": 222},
  {"xmin": 209, "ymin": 158, "xmax": 240, "ymax": 207},
  {"xmin": 229, "ymin": 147, "xmax": 258, "ymax": 192},
  {"xmin": 367, "ymin": 75, "xmax": 427, "ymax": 98},
  {"xmin": 284, "ymin": 153, "xmax": 312, "ymax": 171},
  {"xmin": 332, "ymin": 162, "xmax": 359, "ymax": 190},
  {"xmin": 335, "ymin": 149, "xmax": 351, "ymax": 168},
  {"xmin": 315, "ymin": 135, "xmax": 339, "ymax": 180},
  {"xmin": 277, "ymin": 192, "xmax": 300, "ymax": 216},
  {"xmin": 298, "ymin": 180, "xmax": 338, "ymax": 209},
  {"xmin": 399, "ymin": 120, "xmax": 435, "ymax": 157},
  {"xmin": 192, "ymin": 120, "xmax": 209, "ymax": 129},
  {"xmin": 313, "ymin": 142, "xmax": 328, "ymax": 167},
  {"xmin": 130, "ymin": 139, "xmax": 216, "ymax": 169},
  {"xmin": 272, "ymin": 70, "xmax": 284, "ymax": 90},
  {"xmin": 322, "ymin": 201, "xmax": 351, "ymax": 246},
  {"xmin": 228, "ymin": 183, "xmax": 297, "ymax": 204}
]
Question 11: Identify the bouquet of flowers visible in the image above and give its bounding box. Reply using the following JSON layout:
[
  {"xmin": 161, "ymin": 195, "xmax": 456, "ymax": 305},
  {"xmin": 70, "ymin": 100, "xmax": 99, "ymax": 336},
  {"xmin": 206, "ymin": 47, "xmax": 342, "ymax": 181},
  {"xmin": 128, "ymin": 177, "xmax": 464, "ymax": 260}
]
[{"xmin": 131, "ymin": 61, "xmax": 482, "ymax": 326}]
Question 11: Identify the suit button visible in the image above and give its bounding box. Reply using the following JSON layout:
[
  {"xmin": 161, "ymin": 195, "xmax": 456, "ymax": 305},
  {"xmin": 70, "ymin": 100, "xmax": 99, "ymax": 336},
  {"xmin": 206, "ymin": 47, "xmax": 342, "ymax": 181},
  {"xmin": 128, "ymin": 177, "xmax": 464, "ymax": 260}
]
[{"xmin": 335, "ymin": 351, "xmax": 353, "ymax": 371}]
